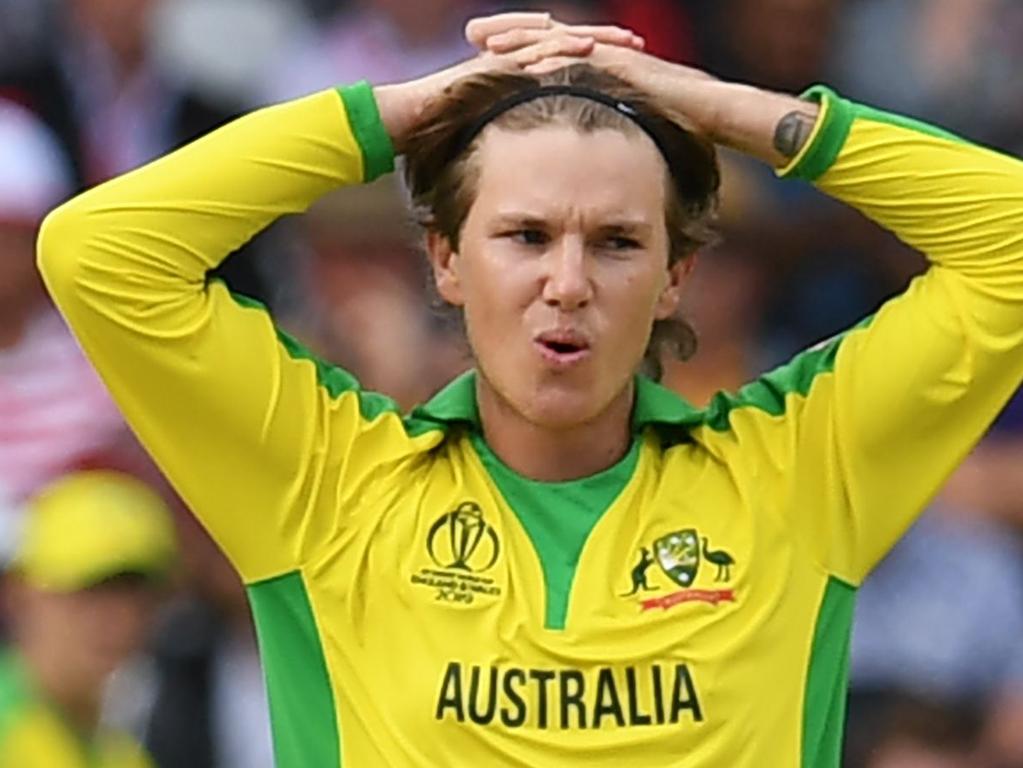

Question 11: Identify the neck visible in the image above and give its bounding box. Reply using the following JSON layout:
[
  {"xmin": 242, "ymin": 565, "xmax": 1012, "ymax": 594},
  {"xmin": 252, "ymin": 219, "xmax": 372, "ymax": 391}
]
[
  {"xmin": 477, "ymin": 377, "xmax": 634, "ymax": 481},
  {"xmin": 20, "ymin": 643, "xmax": 101, "ymax": 734}
]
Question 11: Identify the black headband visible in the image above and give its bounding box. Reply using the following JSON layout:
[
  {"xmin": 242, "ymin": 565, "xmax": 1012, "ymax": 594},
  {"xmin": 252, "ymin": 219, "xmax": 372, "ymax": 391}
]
[
  {"xmin": 451, "ymin": 84, "xmax": 675, "ymax": 168},
  {"xmin": 447, "ymin": 84, "xmax": 713, "ymax": 204}
]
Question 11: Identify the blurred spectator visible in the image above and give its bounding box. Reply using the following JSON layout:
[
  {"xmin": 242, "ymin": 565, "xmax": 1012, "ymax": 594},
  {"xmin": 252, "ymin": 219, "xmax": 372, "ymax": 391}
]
[
  {"xmin": 0, "ymin": 0, "xmax": 236, "ymax": 186},
  {"xmin": 859, "ymin": 695, "xmax": 982, "ymax": 768},
  {"xmin": 694, "ymin": 0, "xmax": 841, "ymax": 93},
  {"xmin": 0, "ymin": 98, "xmax": 126, "ymax": 507},
  {"xmin": 940, "ymin": 390, "xmax": 1023, "ymax": 529},
  {"xmin": 846, "ymin": 507, "xmax": 1023, "ymax": 763},
  {"xmin": 832, "ymin": 0, "xmax": 1023, "ymax": 154},
  {"xmin": 264, "ymin": 0, "xmax": 479, "ymax": 101},
  {"xmin": 0, "ymin": 0, "xmax": 273, "ymax": 302},
  {"xmin": 0, "ymin": 470, "xmax": 176, "ymax": 767},
  {"xmin": 292, "ymin": 179, "xmax": 469, "ymax": 409},
  {"xmin": 662, "ymin": 242, "xmax": 768, "ymax": 406},
  {"xmin": 606, "ymin": 0, "xmax": 697, "ymax": 63},
  {"xmin": 143, "ymin": 513, "xmax": 273, "ymax": 768}
]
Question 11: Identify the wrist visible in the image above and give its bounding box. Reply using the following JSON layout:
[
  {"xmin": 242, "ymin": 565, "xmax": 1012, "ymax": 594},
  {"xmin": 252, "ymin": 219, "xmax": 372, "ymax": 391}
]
[
  {"xmin": 373, "ymin": 83, "xmax": 415, "ymax": 155},
  {"xmin": 702, "ymin": 82, "xmax": 819, "ymax": 167}
]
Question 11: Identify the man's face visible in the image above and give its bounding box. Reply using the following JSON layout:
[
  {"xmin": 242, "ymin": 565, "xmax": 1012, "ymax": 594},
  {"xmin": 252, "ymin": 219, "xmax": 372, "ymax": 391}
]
[
  {"xmin": 68, "ymin": 0, "xmax": 158, "ymax": 64},
  {"xmin": 16, "ymin": 578, "xmax": 155, "ymax": 692},
  {"xmin": 429, "ymin": 125, "xmax": 689, "ymax": 428}
]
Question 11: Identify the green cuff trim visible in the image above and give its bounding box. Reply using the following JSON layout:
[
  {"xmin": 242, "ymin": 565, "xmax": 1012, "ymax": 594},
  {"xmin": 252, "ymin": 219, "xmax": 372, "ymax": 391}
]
[
  {"xmin": 780, "ymin": 85, "xmax": 855, "ymax": 182},
  {"xmin": 337, "ymin": 81, "xmax": 395, "ymax": 182}
]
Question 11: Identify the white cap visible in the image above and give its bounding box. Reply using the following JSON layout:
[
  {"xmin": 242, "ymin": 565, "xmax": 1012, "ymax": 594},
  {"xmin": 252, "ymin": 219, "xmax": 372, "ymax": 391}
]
[{"xmin": 0, "ymin": 99, "xmax": 72, "ymax": 225}]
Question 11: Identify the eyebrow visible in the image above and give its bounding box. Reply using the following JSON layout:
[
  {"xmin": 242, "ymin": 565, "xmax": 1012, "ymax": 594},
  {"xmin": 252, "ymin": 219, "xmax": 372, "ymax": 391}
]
[{"xmin": 491, "ymin": 213, "xmax": 653, "ymax": 236}]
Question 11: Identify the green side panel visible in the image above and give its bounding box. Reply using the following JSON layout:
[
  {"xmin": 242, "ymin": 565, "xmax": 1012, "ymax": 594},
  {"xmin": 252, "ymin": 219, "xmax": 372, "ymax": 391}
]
[
  {"xmin": 248, "ymin": 571, "xmax": 341, "ymax": 768},
  {"xmin": 473, "ymin": 436, "xmax": 640, "ymax": 630},
  {"xmin": 337, "ymin": 81, "xmax": 395, "ymax": 182},
  {"xmin": 702, "ymin": 316, "xmax": 872, "ymax": 433},
  {"xmin": 0, "ymin": 654, "xmax": 28, "ymax": 746},
  {"xmin": 783, "ymin": 86, "xmax": 856, "ymax": 182},
  {"xmin": 802, "ymin": 577, "xmax": 856, "ymax": 768}
]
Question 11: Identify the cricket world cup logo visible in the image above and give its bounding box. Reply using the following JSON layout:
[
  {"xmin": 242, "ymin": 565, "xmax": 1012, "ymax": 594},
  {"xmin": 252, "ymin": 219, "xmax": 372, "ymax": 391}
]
[{"xmin": 427, "ymin": 502, "xmax": 500, "ymax": 573}]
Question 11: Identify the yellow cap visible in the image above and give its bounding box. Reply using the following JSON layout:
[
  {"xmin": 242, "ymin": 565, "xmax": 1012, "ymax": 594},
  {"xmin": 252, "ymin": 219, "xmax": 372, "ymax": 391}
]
[{"xmin": 16, "ymin": 471, "xmax": 177, "ymax": 591}]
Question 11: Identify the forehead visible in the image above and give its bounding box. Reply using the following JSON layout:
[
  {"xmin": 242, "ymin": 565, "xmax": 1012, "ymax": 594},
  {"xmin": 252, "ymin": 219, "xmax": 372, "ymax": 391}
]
[{"xmin": 470, "ymin": 125, "xmax": 668, "ymax": 222}]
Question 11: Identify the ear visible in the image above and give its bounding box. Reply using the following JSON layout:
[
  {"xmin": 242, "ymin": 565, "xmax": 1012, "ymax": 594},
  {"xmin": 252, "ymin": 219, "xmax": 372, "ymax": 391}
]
[
  {"xmin": 425, "ymin": 231, "xmax": 465, "ymax": 306},
  {"xmin": 654, "ymin": 254, "xmax": 697, "ymax": 320}
]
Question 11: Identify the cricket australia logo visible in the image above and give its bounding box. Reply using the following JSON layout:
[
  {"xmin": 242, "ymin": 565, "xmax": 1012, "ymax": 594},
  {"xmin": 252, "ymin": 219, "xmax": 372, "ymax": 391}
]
[
  {"xmin": 621, "ymin": 528, "xmax": 737, "ymax": 612},
  {"xmin": 411, "ymin": 502, "xmax": 503, "ymax": 606}
]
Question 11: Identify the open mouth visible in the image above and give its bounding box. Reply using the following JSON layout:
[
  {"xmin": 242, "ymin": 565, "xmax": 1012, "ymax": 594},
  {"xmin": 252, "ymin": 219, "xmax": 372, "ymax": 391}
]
[{"xmin": 534, "ymin": 331, "xmax": 592, "ymax": 366}]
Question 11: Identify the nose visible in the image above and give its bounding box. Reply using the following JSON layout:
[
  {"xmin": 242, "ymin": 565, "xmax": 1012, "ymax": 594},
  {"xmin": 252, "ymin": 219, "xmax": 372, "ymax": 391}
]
[{"xmin": 541, "ymin": 236, "xmax": 592, "ymax": 311}]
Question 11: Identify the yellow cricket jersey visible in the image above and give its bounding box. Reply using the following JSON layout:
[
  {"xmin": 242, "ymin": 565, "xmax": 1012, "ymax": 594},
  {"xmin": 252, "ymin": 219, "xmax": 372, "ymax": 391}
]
[
  {"xmin": 0, "ymin": 655, "xmax": 152, "ymax": 768},
  {"xmin": 37, "ymin": 82, "xmax": 1023, "ymax": 767}
]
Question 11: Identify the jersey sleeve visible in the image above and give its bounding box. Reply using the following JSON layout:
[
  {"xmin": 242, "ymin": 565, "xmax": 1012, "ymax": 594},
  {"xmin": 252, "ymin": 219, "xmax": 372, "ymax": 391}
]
[
  {"xmin": 37, "ymin": 84, "xmax": 444, "ymax": 584},
  {"xmin": 738, "ymin": 88, "xmax": 1023, "ymax": 585}
]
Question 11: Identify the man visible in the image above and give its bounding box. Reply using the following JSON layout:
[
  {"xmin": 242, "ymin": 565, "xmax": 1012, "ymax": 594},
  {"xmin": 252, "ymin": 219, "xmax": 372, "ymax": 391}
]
[{"xmin": 0, "ymin": 470, "xmax": 176, "ymax": 767}]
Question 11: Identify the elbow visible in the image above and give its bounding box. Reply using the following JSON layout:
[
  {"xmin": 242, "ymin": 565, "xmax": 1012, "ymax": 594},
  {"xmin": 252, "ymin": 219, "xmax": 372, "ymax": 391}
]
[{"xmin": 36, "ymin": 196, "xmax": 94, "ymax": 303}]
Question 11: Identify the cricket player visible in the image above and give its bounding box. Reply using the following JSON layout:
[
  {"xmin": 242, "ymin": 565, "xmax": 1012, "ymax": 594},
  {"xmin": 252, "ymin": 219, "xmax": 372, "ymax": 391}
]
[
  {"xmin": 36, "ymin": 11, "xmax": 1023, "ymax": 767},
  {"xmin": 0, "ymin": 471, "xmax": 176, "ymax": 767}
]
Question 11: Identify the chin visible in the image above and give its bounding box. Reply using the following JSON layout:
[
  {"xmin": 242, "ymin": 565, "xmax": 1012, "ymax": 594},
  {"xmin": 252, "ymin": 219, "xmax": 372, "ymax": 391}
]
[{"xmin": 518, "ymin": 376, "xmax": 620, "ymax": 430}]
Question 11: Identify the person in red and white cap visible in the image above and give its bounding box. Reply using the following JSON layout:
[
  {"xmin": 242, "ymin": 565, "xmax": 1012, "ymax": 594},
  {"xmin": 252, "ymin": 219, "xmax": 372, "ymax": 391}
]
[{"xmin": 0, "ymin": 99, "xmax": 126, "ymax": 509}]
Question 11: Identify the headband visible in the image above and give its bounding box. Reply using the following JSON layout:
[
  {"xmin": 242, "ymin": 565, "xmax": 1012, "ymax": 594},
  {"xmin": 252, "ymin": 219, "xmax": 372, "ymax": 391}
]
[
  {"xmin": 448, "ymin": 84, "xmax": 707, "ymax": 202},
  {"xmin": 451, "ymin": 84, "xmax": 675, "ymax": 167}
]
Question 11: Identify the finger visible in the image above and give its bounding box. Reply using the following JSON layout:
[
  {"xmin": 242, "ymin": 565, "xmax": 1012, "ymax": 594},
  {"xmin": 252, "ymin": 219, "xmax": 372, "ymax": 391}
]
[
  {"xmin": 488, "ymin": 25, "xmax": 644, "ymax": 55},
  {"xmin": 523, "ymin": 56, "xmax": 578, "ymax": 76},
  {"xmin": 486, "ymin": 27, "xmax": 552, "ymax": 54},
  {"xmin": 511, "ymin": 35, "xmax": 594, "ymax": 67},
  {"xmin": 552, "ymin": 23, "xmax": 642, "ymax": 48},
  {"xmin": 465, "ymin": 12, "xmax": 551, "ymax": 48}
]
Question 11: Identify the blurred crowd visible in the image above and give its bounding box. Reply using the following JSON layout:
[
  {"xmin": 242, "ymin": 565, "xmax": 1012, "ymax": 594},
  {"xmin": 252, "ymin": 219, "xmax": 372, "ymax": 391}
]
[{"xmin": 1, "ymin": 0, "xmax": 1022, "ymax": 766}]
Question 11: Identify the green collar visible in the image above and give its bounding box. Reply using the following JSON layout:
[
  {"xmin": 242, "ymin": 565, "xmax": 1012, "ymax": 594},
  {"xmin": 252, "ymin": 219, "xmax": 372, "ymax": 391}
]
[{"xmin": 409, "ymin": 370, "xmax": 705, "ymax": 435}]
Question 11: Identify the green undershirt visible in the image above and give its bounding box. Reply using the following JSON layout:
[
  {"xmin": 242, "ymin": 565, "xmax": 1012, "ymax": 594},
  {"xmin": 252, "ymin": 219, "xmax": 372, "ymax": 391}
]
[{"xmin": 470, "ymin": 434, "xmax": 641, "ymax": 631}]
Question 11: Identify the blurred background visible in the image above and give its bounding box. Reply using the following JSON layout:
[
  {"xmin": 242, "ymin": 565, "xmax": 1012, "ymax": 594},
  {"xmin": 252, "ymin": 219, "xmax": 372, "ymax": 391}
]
[{"xmin": 1, "ymin": 0, "xmax": 1022, "ymax": 766}]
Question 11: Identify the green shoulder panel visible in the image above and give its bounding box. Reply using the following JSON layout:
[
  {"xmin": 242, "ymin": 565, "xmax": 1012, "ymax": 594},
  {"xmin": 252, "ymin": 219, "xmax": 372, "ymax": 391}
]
[
  {"xmin": 700, "ymin": 316, "xmax": 872, "ymax": 433},
  {"xmin": 0, "ymin": 654, "xmax": 27, "ymax": 746},
  {"xmin": 225, "ymin": 288, "xmax": 443, "ymax": 433}
]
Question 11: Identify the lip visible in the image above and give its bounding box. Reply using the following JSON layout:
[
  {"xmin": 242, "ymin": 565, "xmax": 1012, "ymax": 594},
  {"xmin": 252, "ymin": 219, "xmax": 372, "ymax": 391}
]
[{"xmin": 533, "ymin": 330, "xmax": 592, "ymax": 368}]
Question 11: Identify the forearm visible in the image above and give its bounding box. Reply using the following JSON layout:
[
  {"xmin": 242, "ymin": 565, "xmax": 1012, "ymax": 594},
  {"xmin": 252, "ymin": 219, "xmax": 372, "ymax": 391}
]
[{"xmin": 677, "ymin": 78, "xmax": 819, "ymax": 168}]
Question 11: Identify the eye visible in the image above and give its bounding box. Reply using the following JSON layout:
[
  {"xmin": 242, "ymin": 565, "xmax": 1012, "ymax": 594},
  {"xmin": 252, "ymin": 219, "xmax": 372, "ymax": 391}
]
[
  {"xmin": 506, "ymin": 229, "xmax": 550, "ymax": 246},
  {"xmin": 600, "ymin": 235, "xmax": 642, "ymax": 251}
]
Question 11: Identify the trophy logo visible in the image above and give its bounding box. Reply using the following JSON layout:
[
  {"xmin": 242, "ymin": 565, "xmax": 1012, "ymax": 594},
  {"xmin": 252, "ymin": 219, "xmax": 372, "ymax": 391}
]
[{"xmin": 427, "ymin": 501, "xmax": 500, "ymax": 573}]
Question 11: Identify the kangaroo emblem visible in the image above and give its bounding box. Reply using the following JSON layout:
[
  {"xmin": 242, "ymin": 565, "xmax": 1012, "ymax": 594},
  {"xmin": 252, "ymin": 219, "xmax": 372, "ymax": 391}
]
[{"xmin": 621, "ymin": 547, "xmax": 659, "ymax": 596}]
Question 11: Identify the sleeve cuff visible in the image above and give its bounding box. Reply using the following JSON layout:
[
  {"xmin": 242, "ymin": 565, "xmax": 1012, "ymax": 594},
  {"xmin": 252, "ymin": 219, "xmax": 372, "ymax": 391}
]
[
  {"xmin": 776, "ymin": 85, "xmax": 855, "ymax": 182},
  {"xmin": 337, "ymin": 81, "xmax": 395, "ymax": 183}
]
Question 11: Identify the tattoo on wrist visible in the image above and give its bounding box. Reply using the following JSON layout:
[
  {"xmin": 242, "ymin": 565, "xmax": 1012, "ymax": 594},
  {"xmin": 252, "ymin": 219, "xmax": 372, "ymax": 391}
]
[{"xmin": 773, "ymin": 111, "xmax": 816, "ymax": 158}]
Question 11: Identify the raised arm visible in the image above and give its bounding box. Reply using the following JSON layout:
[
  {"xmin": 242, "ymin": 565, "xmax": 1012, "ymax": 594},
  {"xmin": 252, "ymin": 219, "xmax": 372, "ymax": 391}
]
[
  {"xmin": 769, "ymin": 89, "xmax": 1023, "ymax": 583},
  {"xmin": 547, "ymin": 45, "xmax": 1023, "ymax": 583},
  {"xmin": 36, "ymin": 85, "xmax": 422, "ymax": 582}
]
